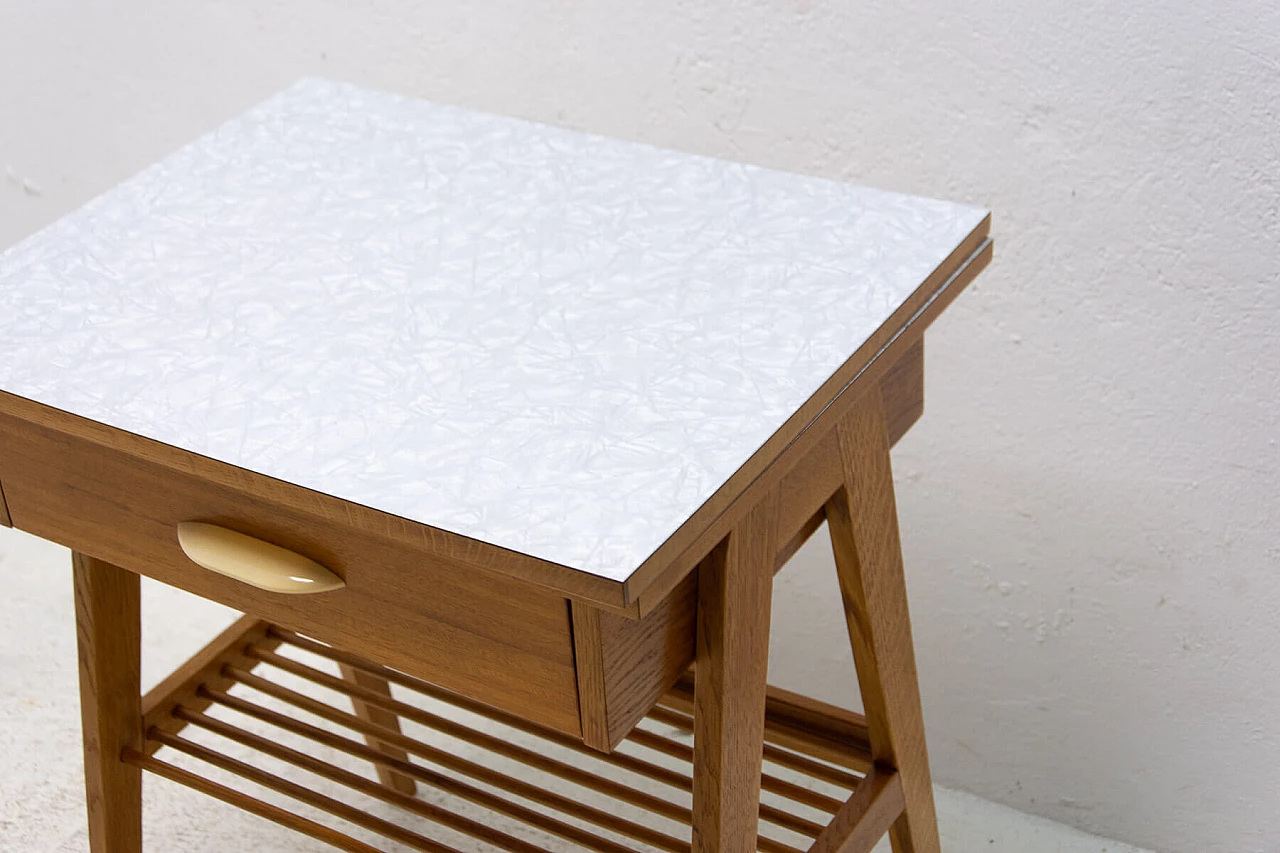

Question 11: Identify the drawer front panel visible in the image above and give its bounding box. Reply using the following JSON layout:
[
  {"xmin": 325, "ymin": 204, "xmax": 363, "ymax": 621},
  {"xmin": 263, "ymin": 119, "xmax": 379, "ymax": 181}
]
[{"xmin": 0, "ymin": 411, "xmax": 581, "ymax": 737}]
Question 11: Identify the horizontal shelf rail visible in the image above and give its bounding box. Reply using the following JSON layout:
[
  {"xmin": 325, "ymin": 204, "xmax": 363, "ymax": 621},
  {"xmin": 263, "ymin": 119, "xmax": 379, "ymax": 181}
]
[{"xmin": 134, "ymin": 620, "xmax": 899, "ymax": 853}]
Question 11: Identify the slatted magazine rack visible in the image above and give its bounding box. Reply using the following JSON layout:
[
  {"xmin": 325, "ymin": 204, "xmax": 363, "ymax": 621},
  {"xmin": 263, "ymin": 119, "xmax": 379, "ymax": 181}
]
[{"xmin": 130, "ymin": 620, "xmax": 894, "ymax": 853}]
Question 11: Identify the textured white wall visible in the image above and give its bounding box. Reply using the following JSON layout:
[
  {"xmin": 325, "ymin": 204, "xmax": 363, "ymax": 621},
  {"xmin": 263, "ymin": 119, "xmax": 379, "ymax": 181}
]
[{"xmin": 1, "ymin": 3, "xmax": 1276, "ymax": 852}]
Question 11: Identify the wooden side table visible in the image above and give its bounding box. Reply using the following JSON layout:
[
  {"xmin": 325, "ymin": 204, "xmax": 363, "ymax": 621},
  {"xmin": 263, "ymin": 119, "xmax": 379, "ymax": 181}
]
[{"xmin": 0, "ymin": 78, "xmax": 991, "ymax": 853}]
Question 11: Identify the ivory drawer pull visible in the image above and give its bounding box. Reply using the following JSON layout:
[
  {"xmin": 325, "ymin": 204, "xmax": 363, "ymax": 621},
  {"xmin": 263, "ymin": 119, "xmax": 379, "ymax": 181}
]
[{"xmin": 176, "ymin": 522, "xmax": 344, "ymax": 594}]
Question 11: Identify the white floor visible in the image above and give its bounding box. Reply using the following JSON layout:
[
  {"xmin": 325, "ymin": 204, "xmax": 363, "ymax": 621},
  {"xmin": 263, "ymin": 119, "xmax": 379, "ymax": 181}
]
[{"xmin": 0, "ymin": 526, "xmax": 1155, "ymax": 853}]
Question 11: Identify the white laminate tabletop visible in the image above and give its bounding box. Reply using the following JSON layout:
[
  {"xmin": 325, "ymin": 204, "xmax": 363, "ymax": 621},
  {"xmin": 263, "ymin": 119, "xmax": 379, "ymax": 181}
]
[{"xmin": 0, "ymin": 78, "xmax": 987, "ymax": 583}]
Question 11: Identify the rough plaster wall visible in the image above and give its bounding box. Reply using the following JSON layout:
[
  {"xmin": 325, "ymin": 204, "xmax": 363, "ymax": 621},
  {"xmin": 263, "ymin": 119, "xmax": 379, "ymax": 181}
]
[{"xmin": 0, "ymin": 3, "xmax": 1276, "ymax": 852}]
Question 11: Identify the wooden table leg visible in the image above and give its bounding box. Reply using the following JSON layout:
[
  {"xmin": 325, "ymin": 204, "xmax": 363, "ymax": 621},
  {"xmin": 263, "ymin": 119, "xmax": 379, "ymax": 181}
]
[
  {"xmin": 691, "ymin": 489, "xmax": 780, "ymax": 853},
  {"xmin": 825, "ymin": 389, "xmax": 941, "ymax": 853},
  {"xmin": 337, "ymin": 664, "xmax": 418, "ymax": 795},
  {"xmin": 73, "ymin": 552, "xmax": 143, "ymax": 853}
]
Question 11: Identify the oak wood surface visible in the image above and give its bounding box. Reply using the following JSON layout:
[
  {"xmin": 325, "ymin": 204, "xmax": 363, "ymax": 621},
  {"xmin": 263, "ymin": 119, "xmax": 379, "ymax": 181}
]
[
  {"xmin": 773, "ymin": 335, "xmax": 922, "ymax": 576},
  {"xmin": 826, "ymin": 390, "xmax": 940, "ymax": 853},
  {"xmin": 691, "ymin": 489, "xmax": 780, "ymax": 853},
  {"xmin": 153, "ymin": 729, "xmax": 464, "ymax": 853},
  {"xmin": 235, "ymin": 642, "xmax": 824, "ymax": 853},
  {"xmin": 568, "ymin": 604, "xmax": 612, "ymax": 750},
  {"xmin": 661, "ymin": 673, "xmax": 873, "ymax": 773},
  {"xmin": 634, "ymin": 233, "xmax": 990, "ymax": 615},
  {"xmin": 132, "ymin": 618, "xmax": 906, "ymax": 853},
  {"xmin": 250, "ymin": 630, "xmax": 826, "ymax": 846},
  {"xmin": 73, "ymin": 552, "xmax": 143, "ymax": 853},
  {"xmin": 338, "ymin": 664, "xmax": 418, "ymax": 795},
  {"xmin": 171, "ymin": 706, "xmax": 559, "ymax": 853},
  {"xmin": 643, "ymin": 704, "xmax": 862, "ymax": 794},
  {"xmin": 0, "ymin": 414, "xmax": 581, "ymax": 737},
  {"xmin": 190, "ymin": 694, "xmax": 674, "ymax": 853},
  {"xmin": 226, "ymin": 662, "xmax": 712, "ymax": 845},
  {"xmin": 807, "ymin": 769, "xmax": 905, "ymax": 853},
  {"xmin": 126, "ymin": 750, "xmax": 386, "ymax": 853},
  {"xmin": 879, "ymin": 338, "xmax": 925, "ymax": 450},
  {"xmin": 624, "ymin": 722, "xmax": 846, "ymax": 814},
  {"xmin": 572, "ymin": 570, "xmax": 698, "ymax": 750}
]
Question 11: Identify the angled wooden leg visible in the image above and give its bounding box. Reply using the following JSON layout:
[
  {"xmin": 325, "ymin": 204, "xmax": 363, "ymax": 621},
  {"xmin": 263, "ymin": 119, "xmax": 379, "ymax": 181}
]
[
  {"xmin": 73, "ymin": 552, "xmax": 143, "ymax": 853},
  {"xmin": 338, "ymin": 664, "xmax": 418, "ymax": 796},
  {"xmin": 825, "ymin": 389, "xmax": 941, "ymax": 853},
  {"xmin": 691, "ymin": 489, "xmax": 780, "ymax": 853}
]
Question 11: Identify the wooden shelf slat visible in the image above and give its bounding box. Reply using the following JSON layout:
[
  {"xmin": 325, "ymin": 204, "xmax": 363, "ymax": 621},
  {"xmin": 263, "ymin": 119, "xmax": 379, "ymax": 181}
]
[
  {"xmin": 199, "ymin": 686, "xmax": 681, "ymax": 853},
  {"xmin": 239, "ymin": 649, "xmax": 699, "ymax": 820},
  {"xmin": 133, "ymin": 621, "xmax": 902, "ymax": 853},
  {"xmin": 237, "ymin": 650, "xmax": 807, "ymax": 853},
  {"xmin": 647, "ymin": 706, "xmax": 864, "ymax": 789},
  {"xmin": 252, "ymin": 640, "xmax": 842, "ymax": 837},
  {"xmin": 124, "ymin": 749, "xmax": 385, "ymax": 853},
  {"xmin": 174, "ymin": 704, "xmax": 574, "ymax": 853},
  {"xmin": 151, "ymin": 729, "xmax": 465, "ymax": 853},
  {"xmin": 661, "ymin": 673, "xmax": 873, "ymax": 774}
]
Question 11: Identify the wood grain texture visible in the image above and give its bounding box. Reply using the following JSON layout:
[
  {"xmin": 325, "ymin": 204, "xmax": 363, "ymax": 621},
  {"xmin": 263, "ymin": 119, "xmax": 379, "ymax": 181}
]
[
  {"xmin": 0, "ymin": 388, "xmax": 627, "ymax": 609},
  {"xmin": 0, "ymin": 475, "xmax": 10, "ymax": 527},
  {"xmin": 0, "ymin": 414, "xmax": 582, "ymax": 736},
  {"xmin": 141, "ymin": 616, "xmax": 279, "ymax": 756},
  {"xmin": 187, "ymin": 695, "xmax": 670, "ymax": 853},
  {"xmin": 135, "ymin": 619, "xmax": 899, "ymax": 853},
  {"xmin": 643, "ymin": 704, "xmax": 862, "ymax": 795},
  {"xmin": 228, "ymin": 652, "xmax": 707, "ymax": 842},
  {"xmin": 573, "ymin": 570, "xmax": 698, "ymax": 750},
  {"xmin": 773, "ymin": 338, "xmax": 921, "ymax": 576},
  {"xmin": 338, "ymin": 664, "xmax": 418, "ymax": 795},
  {"xmin": 153, "ymin": 729, "xmax": 465, "ymax": 853},
  {"xmin": 126, "ymin": 751, "xmax": 386, "ymax": 853},
  {"xmin": 634, "ymin": 232, "xmax": 991, "ymax": 615},
  {"xmin": 572, "ymin": 330, "xmax": 928, "ymax": 747},
  {"xmin": 662, "ymin": 674, "xmax": 872, "ymax": 773},
  {"xmin": 807, "ymin": 769, "xmax": 905, "ymax": 853},
  {"xmin": 627, "ymin": 225, "xmax": 989, "ymax": 610},
  {"xmin": 879, "ymin": 338, "xmax": 924, "ymax": 451},
  {"xmin": 772, "ymin": 428, "xmax": 842, "ymax": 576},
  {"xmin": 247, "ymin": 631, "xmax": 749, "ymax": 817},
  {"xmin": 826, "ymin": 390, "xmax": 940, "ymax": 853},
  {"xmin": 249, "ymin": 637, "xmax": 812, "ymax": 853},
  {"xmin": 569, "ymin": 604, "xmax": 612, "ymax": 750},
  {"xmin": 73, "ymin": 552, "xmax": 142, "ymax": 853},
  {"xmin": 632, "ymin": 328, "xmax": 919, "ymax": 614},
  {"xmin": 691, "ymin": 489, "xmax": 780, "ymax": 853},
  {"xmin": 599, "ymin": 570, "xmax": 697, "ymax": 748},
  {"xmin": 170, "ymin": 707, "xmax": 556, "ymax": 853}
]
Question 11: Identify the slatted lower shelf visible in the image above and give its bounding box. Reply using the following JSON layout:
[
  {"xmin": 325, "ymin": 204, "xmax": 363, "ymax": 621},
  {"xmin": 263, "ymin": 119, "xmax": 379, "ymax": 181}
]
[{"xmin": 128, "ymin": 621, "xmax": 902, "ymax": 853}]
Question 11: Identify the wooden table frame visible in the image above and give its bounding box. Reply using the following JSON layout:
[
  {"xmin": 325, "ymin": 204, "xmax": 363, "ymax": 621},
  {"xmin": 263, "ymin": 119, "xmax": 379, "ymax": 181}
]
[
  {"xmin": 66, "ymin": 378, "xmax": 941, "ymax": 853},
  {"xmin": 4, "ymin": 230, "xmax": 991, "ymax": 853}
]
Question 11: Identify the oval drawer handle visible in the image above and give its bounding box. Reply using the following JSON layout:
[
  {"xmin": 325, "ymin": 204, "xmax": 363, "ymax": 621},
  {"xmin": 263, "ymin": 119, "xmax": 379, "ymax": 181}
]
[{"xmin": 176, "ymin": 522, "xmax": 344, "ymax": 594}]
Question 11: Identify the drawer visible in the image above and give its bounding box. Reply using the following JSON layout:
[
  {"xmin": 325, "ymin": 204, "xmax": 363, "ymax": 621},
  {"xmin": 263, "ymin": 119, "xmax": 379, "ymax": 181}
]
[
  {"xmin": 0, "ymin": 334, "xmax": 924, "ymax": 750},
  {"xmin": 0, "ymin": 406, "xmax": 582, "ymax": 738}
]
